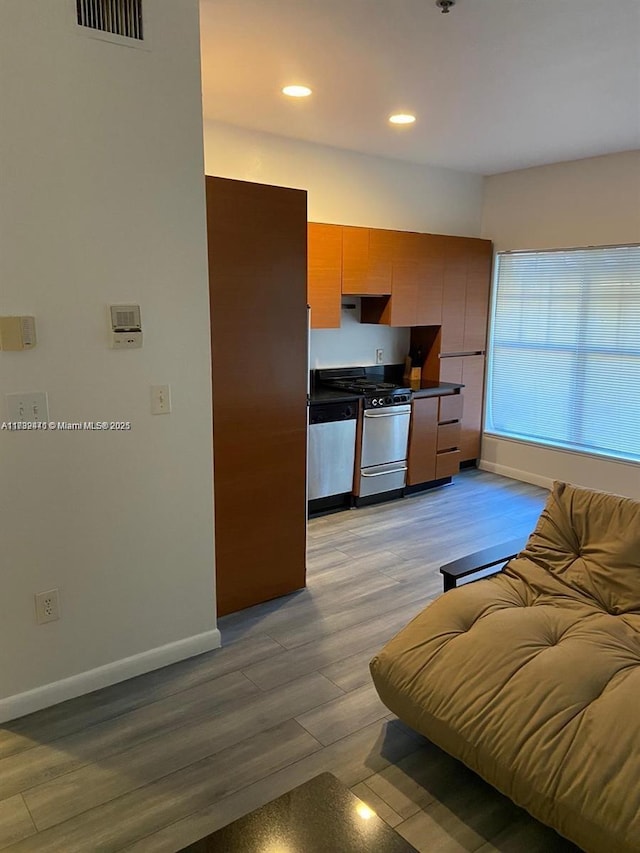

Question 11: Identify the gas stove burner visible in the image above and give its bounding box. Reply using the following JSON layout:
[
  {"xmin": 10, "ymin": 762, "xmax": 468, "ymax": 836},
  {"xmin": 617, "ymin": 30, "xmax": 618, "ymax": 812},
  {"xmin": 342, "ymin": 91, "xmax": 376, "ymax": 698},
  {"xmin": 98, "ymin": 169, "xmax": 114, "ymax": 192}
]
[
  {"xmin": 350, "ymin": 380, "xmax": 378, "ymax": 389},
  {"xmin": 327, "ymin": 378, "xmax": 410, "ymax": 395},
  {"xmin": 315, "ymin": 367, "xmax": 412, "ymax": 407}
]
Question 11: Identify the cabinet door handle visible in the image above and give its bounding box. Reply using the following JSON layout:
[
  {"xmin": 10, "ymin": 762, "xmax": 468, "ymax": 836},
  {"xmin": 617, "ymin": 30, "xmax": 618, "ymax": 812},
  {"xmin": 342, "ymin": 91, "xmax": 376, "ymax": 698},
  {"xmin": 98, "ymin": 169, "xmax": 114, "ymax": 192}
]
[
  {"xmin": 361, "ymin": 466, "xmax": 408, "ymax": 477},
  {"xmin": 364, "ymin": 411, "xmax": 409, "ymax": 419}
]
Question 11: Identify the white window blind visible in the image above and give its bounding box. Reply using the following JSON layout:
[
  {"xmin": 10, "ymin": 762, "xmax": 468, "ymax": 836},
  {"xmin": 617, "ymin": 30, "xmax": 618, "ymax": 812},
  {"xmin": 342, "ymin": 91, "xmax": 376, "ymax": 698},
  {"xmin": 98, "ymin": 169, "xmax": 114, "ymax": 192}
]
[{"xmin": 486, "ymin": 245, "xmax": 640, "ymax": 463}]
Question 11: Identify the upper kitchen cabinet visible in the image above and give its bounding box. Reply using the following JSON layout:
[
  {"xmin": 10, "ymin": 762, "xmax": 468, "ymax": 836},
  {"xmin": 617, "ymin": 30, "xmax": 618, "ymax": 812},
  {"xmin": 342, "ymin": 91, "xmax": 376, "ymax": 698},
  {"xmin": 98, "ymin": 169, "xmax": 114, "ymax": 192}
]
[
  {"xmin": 342, "ymin": 226, "xmax": 393, "ymax": 295},
  {"xmin": 440, "ymin": 237, "xmax": 468, "ymax": 353},
  {"xmin": 441, "ymin": 237, "xmax": 493, "ymax": 354},
  {"xmin": 361, "ymin": 231, "xmax": 444, "ymax": 327},
  {"xmin": 308, "ymin": 221, "xmax": 491, "ymax": 335},
  {"xmin": 463, "ymin": 239, "xmax": 493, "ymax": 353},
  {"xmin": 369, "ymin": 228, "xmax": 395, "ymax": 294},
  {"xmin": 387, "ymin": 231, "xmax": 420, "ymax": 327},
  {"xmin": 206, "ymin": 176, "xmax": 308, "ymax": 617},
  {"xmin": 308, "ymin": 222, "xmax": 342, "ymax": 329},
  {"xmin": 415, "ymin": 233, "xmax": 445, "ymax": 326}
]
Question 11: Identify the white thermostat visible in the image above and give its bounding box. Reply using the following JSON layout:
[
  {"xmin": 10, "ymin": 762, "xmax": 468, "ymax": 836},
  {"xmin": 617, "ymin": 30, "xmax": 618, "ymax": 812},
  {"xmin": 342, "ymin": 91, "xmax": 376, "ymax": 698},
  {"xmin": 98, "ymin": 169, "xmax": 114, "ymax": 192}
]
[{"xmin": 109, "ymin": 304, "xmax": 143, "ymax": 349}]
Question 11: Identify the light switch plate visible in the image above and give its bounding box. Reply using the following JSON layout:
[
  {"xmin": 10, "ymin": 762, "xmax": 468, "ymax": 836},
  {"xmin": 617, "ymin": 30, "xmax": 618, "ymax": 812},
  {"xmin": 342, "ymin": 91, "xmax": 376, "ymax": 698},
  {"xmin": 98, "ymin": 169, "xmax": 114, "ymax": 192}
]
[
  {"xmin": 151, "ymin": 385, "xmax": 171, "ymax": 414},
  {"xmin": 6, "ymin": 391, "xmax": 49, "ymax": 422}
]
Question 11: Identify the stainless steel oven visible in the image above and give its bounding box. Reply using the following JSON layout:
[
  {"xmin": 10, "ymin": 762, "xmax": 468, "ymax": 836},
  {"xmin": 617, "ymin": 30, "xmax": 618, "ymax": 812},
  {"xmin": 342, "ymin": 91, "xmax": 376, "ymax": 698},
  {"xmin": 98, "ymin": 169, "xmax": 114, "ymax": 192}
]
[
  {"xmin": 359, "ymin": 403, "xmax": 411, "ymax": 497},
  {"xmin": 314, "ymin": 367, "xmax": 412, "ymax": 504}
]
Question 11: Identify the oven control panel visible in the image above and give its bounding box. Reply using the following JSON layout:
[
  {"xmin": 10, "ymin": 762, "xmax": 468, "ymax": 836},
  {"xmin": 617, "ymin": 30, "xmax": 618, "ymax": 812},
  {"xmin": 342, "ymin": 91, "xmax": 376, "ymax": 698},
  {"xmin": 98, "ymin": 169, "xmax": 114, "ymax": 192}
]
[{"xmin": 365, "ymin": 393, "xmax": 412, "ymax": 409}]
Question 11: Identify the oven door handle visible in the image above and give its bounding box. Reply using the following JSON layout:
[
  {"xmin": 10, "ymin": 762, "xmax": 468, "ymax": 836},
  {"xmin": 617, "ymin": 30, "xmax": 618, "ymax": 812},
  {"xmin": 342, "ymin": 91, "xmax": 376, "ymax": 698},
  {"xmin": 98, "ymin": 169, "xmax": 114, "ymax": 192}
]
[
  {"xmin": 363, "ymin": 410, "xmax": 410, "ymax": 418},
  {"xmin": 361, "ymin": 466, "xmax": 408, "ymax": 477}
]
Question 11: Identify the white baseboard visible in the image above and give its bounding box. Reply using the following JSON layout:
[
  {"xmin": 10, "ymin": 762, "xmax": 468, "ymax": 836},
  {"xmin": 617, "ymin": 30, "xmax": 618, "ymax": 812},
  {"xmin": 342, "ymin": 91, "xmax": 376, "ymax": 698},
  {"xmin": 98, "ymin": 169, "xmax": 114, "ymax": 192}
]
[
  {"xmin": 478, "ymin": 459, "xmax": 553, "ymax": 491},
  {"xmin": 0, "ymin": 628, "xmax": 222, "ymax": 724}
]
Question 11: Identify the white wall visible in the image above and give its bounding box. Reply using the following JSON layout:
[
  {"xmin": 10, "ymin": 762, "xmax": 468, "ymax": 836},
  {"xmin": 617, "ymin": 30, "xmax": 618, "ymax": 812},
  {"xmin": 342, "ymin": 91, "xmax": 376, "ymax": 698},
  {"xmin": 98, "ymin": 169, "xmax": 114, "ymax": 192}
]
[
  {"xmin": 310, "ymin": 300, "xmax": 410, "ymax": 369},
  {"xmin": 481, "ymin": 152, "xmax": 640, "ymax": 499},
  {"xmin": 203, "ymin": 120, "xmax": 484, "ymax": 367},
  {"xmin": 0, "ymin": 0, "xmax": 218, "ymax": 721}
]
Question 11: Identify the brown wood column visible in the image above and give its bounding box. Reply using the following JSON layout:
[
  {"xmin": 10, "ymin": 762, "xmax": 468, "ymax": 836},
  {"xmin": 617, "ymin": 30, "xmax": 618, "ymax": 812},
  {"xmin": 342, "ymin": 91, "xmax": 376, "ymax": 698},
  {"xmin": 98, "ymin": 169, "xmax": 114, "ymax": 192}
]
[{"xmin": 206, "ymin": 176, "xmax": 308, "ymax": 616}]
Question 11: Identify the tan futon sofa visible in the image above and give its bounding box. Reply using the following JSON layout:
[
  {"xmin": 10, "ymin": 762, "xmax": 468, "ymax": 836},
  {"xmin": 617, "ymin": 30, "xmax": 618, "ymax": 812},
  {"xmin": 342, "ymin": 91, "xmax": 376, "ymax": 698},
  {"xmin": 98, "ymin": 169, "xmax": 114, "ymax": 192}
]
[{"xmin": 370, "ymin": 482, "xmax": 640, "ymax": 853}]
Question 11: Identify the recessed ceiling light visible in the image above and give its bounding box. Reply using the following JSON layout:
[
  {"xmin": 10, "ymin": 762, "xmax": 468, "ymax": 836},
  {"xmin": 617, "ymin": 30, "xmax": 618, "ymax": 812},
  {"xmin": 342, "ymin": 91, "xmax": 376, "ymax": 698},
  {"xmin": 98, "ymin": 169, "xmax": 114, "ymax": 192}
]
[
  {"xmin": 389, "ymin": 113, "xmax": 416, "ymax": 125},
  {"xmin": 282, "ymin": 85, "xmax": 312, "ymax": 98}
]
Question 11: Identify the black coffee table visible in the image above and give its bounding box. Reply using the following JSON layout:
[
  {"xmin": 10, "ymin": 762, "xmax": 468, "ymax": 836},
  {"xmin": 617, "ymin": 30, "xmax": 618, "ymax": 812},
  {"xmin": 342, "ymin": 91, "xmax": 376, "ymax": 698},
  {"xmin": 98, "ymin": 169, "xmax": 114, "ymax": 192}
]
[{"xmin": 178, "ymin": 772, "xmax": 419, "ymax": 852}]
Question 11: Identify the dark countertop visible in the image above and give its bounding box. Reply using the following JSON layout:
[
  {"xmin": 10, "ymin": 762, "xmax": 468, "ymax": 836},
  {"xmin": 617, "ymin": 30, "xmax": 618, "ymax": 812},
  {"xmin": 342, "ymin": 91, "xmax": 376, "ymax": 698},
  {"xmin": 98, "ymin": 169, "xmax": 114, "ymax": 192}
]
[
  {"xmin": 309, "ymin": 387, "xmax": 363, "ymax": 405},
  {"xmin": 309, "ymin": 381, "xmax": 463, "ymax": 405},
  {"xmin": 411, "ymin": 381, "xmax": 464, "ymax": 398}
]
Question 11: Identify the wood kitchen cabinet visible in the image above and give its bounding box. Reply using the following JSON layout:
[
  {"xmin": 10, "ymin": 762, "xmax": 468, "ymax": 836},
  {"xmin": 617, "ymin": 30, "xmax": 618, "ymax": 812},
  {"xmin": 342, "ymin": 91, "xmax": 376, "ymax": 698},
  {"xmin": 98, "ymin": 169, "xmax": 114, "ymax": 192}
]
[
  {"xmin": 407, "ymin": 396, "xmax": 438, "ymax": 485},
  {"xmin": 440, "ymin": 355, "xmax": 485, "ymax": 463},
  {"xmin": 360, "ymin": 230, "xmax": 444, "ymax": 327},
  {"xmin": 388, "ymin": 231, "xmax": 421, "ymax": 327},
  {"xmin": 436, "ymin": 394, "xmax": 462, "ymax": 477},
  {"xmin": 308, "ymin": 223, "xmax": 342, "ymax": 329},
  {"xmin": 342, "ymin": 226, "xmax": 393, "ymax": 295},
  {"xmin": 441, "ymin": 237, "xmax": 492, "ymax": 354},
  {"xmin": 440, "ymin": 237, "xmax": 468, "ymax": 354},
  {"xmin": 408, "ymin": 391, "xmax": 463, "ymax": 486},
  {"xmin": 416, "ymin": 234, "xmax": 445, "ymax": 326},
  {"xmin": 309, "ymin": 221, "xmax": 491, "ymax": 348},
  {"xmin": 463, "ymin": 240, "xmax": 493, "ymax": 352},
  {"xmin": 206, "ymin": 176, "xmax": 307, "ymax": 616}
]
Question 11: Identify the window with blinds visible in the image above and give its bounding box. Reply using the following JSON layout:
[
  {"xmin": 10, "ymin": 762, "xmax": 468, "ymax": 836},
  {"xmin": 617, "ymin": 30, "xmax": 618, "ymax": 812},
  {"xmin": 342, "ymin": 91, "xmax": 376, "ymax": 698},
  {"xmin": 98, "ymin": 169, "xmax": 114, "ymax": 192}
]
[{"xmin": 486, "ymin": 245, "xmax": 640, "ymax": 463}]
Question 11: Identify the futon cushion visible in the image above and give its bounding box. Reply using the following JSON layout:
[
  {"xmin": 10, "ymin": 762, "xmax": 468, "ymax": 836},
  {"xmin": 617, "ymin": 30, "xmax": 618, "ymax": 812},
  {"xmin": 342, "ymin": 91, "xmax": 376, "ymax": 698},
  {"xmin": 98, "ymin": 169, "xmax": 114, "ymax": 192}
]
[{"xmin": 370, "ymin": 482, "xmax": 640, "ymax": 853}]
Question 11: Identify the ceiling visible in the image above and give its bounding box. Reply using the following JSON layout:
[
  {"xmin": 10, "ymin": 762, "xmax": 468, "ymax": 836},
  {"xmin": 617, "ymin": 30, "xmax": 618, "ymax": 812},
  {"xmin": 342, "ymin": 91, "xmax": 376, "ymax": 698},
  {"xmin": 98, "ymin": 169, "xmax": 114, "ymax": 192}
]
[{"xmin": 199, "ymin": 0, "xmax": 640, "ymax": 175}]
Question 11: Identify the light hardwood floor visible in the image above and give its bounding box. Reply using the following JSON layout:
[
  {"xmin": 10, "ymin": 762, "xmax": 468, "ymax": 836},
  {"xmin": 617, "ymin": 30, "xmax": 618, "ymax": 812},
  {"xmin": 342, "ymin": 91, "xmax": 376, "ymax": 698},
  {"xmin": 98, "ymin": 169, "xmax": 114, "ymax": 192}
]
[{"xmin": 0, "ymin": 470, "xmax": 581, "ymax": 852}]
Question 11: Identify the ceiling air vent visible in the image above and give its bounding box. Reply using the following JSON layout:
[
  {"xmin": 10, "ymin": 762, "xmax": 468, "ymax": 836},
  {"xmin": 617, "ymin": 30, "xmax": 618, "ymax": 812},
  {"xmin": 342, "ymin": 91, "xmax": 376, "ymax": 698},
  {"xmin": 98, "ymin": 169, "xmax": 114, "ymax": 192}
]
[{"xmin": 76, "ymin": 0, "xmax": 143, "ymax": 41}]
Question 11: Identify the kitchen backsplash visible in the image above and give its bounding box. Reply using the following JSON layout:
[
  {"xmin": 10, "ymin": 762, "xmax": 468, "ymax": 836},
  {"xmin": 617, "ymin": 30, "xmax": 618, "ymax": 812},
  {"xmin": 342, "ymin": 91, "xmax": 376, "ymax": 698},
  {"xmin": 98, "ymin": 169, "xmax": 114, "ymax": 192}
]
[{"xmin": 310, "ymin": 298, "xmax": 410, "ymax": 368}]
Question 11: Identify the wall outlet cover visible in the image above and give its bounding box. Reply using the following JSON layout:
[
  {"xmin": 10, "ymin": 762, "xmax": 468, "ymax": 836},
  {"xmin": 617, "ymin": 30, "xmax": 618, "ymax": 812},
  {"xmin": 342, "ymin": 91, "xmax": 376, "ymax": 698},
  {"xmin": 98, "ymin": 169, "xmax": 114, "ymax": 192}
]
[{"xmin": 35, "ymin": 589, "xmax": 60, "ymax": 624}]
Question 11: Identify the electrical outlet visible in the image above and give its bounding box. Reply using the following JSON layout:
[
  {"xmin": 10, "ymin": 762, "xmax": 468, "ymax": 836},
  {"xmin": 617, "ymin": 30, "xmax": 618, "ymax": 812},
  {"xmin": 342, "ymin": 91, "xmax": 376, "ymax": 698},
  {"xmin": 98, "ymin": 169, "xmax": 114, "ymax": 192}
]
[
  {"xmin": 376, "ymin": 348, "xmax": 384, "ymax": 364},
  {"xmin": 35, "ymin": 589, "xmax": 60, "ymax": 624}
]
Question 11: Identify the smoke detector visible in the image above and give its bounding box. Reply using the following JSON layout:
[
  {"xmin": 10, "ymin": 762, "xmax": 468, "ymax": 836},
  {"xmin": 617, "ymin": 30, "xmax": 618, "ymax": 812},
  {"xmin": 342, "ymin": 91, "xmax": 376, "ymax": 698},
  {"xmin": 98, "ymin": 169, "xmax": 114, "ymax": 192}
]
[{"xmin": 436, "ymin": 0, "xmax": 456, "ymax": 12}]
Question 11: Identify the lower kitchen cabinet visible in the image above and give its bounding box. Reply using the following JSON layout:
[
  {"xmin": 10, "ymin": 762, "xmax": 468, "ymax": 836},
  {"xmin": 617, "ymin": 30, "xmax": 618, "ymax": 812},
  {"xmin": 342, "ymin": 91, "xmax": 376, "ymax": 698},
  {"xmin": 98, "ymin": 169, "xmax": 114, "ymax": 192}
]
[
  {"xmin": 407, "ymin": 392, "xmax": 463, "ymax": 487},
  {"xmin": 440, "ymin": 355, "xmax": 485, "ymax": 463},
  {"xmin": 437, "ymin": 420, "xmax": 461, "ymax": 451},
  {"xmin": 436, "ymin": 449, "xmax": 461, "ymax": 479},
  {"xmin": 407, "ymin": 396, "xmax": 438, "ymax": 485}
]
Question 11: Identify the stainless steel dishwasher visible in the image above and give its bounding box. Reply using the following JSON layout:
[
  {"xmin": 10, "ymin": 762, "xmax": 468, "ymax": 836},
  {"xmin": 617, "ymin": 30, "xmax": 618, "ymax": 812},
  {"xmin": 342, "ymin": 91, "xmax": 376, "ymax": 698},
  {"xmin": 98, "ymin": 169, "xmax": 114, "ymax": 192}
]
[{"xmin": 308, "ymin": 400, "xmax": 357, "ymax": 512}]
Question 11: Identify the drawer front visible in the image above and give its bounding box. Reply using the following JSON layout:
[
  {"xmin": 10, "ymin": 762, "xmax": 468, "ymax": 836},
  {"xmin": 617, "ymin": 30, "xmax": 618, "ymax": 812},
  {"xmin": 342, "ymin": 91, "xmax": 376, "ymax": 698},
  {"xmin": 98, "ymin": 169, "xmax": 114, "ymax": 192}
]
[
  {"xmin": 437, "ymin": 421, "xmax": 461, "ymax": 452},
  {"xmin": 436, "ymin": 449, "xmax": 461, "ymax": 479},
  {"xmin": 439, "ymin": 393, "xmax": 463, "ymax": 423},
  {"xmin": 359, "ymin": 461, "xmax": 407, "ymax": 497}
]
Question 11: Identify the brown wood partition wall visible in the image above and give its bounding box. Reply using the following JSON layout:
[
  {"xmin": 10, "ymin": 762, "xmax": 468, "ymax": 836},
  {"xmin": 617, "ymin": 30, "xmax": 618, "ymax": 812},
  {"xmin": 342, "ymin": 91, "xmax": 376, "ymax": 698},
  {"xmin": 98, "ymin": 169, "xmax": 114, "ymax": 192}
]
[{"xmin": 205, "ymin": 176, "xmax": 308, "ymax": 617}]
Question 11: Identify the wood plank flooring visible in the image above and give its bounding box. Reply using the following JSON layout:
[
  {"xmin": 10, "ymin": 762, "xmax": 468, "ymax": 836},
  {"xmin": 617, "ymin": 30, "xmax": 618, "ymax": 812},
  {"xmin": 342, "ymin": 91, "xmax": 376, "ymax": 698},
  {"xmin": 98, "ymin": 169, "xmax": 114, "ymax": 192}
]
[{"xmin": 0, "ymin": 470, "xmax": 582, "ymax": 852}]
